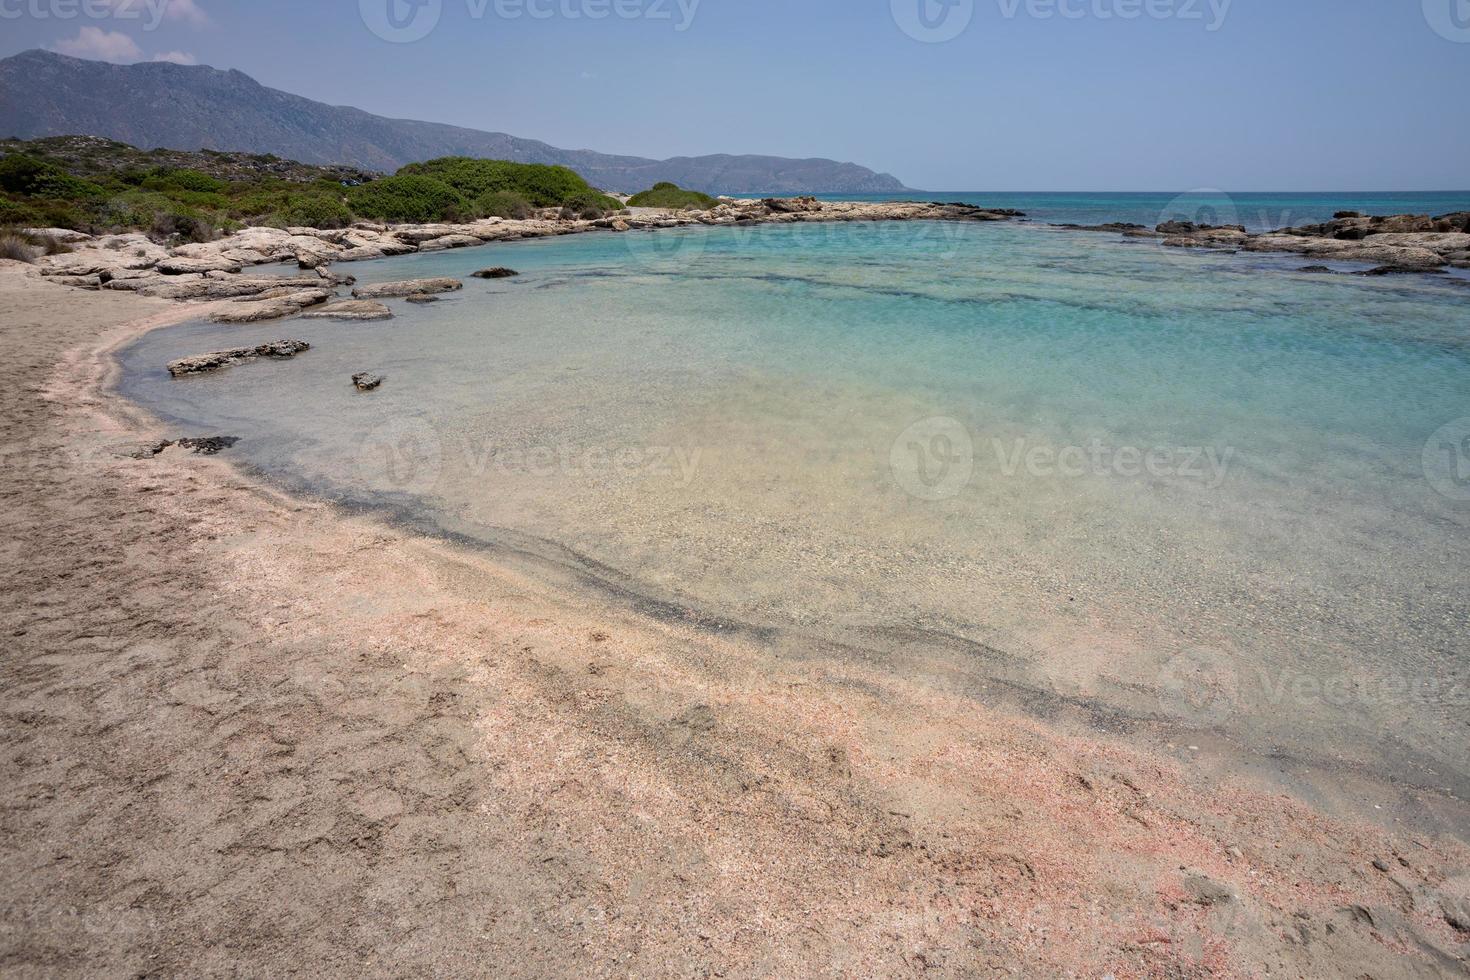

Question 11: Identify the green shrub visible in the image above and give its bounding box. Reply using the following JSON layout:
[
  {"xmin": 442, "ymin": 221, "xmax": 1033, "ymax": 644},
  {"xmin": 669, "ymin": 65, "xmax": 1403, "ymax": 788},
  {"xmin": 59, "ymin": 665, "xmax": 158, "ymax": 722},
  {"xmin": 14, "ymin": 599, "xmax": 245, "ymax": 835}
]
[
  {"xmin": 479, "ymin": 190, "xmax": 533, "ymax": 220},
  {"xmin": 141, "ymin": 167, "xmax": 228, "ymax": 194},
  {"xmin": 0, "ymin": 154, "xmax": 49, "ymax": 194},
  {"xmin": 627, "ymin": 182, "xmax": 719, "ymax": 210},
  {"xmin": 0, "ymin": 153, "xmax": 106, "ymax": 200},
  {"xmin": 347, "ymin": 174, "xmax": 468, "ymax": 223},
  {"xmin": 277, "ymin": 193, "xmax": 353, "ymax": 229},
  {"xmin": 150, "ymin": 208, "xmax": 215, "ymax": 243},
  {"xmin": 0, "ymin": 197, "xmax": 40, "ymax": 227},
  {"xmin": 401, "ymin": 157, "xmax": 621, "ymax": 212}
]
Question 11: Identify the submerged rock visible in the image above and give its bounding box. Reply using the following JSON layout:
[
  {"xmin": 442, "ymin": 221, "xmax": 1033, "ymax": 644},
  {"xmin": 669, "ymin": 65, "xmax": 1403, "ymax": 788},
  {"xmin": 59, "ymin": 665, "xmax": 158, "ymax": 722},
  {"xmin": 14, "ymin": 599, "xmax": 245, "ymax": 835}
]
[
  {"xmin": 167, "ymin": 340, "xmax": 311, "ymax": 377},
  {"xmin": 405, "ymin": 295, "xmax": 439, "ymax": 304},
  {"xmin": 352, "ymin": 277, "xmax": 463, "ymax": 299},
  {"xmin": 352, "ymin": 372, "xmax": 385, "ymax": 391},
  {"xmin": 300, "ymin": 299, "xmax": 393, "ymax": 321},
  {"xmin": 471, "ymin": 267, "xmax": 519, "ymax": 279},
  {"xmin": 1357, "ymin": 265, "xmax": 1447, "ymax": 276}
]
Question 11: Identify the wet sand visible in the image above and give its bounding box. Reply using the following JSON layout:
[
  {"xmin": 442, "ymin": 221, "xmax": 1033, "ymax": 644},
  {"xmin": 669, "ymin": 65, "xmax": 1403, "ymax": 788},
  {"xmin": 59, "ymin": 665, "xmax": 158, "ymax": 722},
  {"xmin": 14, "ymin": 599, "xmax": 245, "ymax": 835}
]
[{"xmin": 2, "ymin": 261, "xmax": 1468, "ymax": 977}]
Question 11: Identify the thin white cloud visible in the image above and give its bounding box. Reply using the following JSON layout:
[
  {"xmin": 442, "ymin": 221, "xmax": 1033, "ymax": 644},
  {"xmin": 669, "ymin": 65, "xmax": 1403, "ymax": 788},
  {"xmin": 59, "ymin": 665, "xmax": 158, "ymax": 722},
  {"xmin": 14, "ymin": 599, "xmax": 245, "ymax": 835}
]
[
  {"xmin": 91, "ymin": 0, "xmax": 209, "ymax": 28},
  {"xmin": 162, "ymin": 0, "xmax": 209, "ymax": 26},
  {"xmin": 52, "ymin": 27, "xmax": 144, "ymax": 63},
  {"xmin": 151, "ymin": 50, "xmax": 199, "ymax": 65}
]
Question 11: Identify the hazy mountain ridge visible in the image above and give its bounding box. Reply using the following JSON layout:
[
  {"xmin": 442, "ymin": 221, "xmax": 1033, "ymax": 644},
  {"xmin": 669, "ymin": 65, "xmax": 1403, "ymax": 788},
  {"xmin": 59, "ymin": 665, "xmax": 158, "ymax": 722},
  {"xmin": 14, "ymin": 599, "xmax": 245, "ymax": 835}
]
[{"xmin": 0, "ymin": 50, "xmax": 907, "ymax": 194}]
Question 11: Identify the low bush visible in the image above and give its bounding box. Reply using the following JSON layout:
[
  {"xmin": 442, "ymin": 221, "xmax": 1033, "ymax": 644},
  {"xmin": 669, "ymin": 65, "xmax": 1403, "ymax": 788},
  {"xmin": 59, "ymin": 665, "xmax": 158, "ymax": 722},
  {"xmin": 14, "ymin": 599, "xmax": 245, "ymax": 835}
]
[
  {"xmin": 0, "ymin": 197, "xmax": 40, "ymax": 227},
  {"xmin": 347, "ymin": 174, "xmax": 469, "ymax": 223},
  {"xmin": 150, "ymin": 208, "xmax": 216, "ymax": 243},
  {"xmin": 140, "ymin": 167, "xmax": 229, "ymax": 195},
  {"xmin": 478, "ymin": 190, "xmax": 533, "ymax": 220},
  {"xmin": 627, "ymin": 181, "xmax": 719, "ymax": 210},
  {"xmin": 402, "ymin": 157, "xmax": 623, "ymax": 213}
]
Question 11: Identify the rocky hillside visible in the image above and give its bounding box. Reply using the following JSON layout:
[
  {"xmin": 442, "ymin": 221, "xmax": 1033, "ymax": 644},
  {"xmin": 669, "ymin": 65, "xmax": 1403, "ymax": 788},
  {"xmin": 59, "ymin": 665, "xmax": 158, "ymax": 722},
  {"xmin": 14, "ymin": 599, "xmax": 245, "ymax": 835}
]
[
  {"xmin": 0, "ymin": 135, "xmax": 380, "ymax": 185},
  {"xmin": 0, "ymin": 50, "xmax": 907, "ymax": 195}
]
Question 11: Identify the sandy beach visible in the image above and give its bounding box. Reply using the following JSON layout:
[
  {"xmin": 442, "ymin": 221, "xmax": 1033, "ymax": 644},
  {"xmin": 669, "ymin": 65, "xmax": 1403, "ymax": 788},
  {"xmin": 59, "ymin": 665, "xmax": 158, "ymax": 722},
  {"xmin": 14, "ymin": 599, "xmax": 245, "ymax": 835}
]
[{"xmin": 1, "ymin": 257, "xmax": 1467, "ymax": 977}]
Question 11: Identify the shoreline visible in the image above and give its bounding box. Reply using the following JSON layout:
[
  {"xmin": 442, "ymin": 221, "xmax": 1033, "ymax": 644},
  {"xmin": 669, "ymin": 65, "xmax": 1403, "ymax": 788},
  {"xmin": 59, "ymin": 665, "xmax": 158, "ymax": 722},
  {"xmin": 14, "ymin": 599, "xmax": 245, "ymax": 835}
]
[{"xmin": 4, "ymin": 230, "xmax": 1470, "ymax": 973}]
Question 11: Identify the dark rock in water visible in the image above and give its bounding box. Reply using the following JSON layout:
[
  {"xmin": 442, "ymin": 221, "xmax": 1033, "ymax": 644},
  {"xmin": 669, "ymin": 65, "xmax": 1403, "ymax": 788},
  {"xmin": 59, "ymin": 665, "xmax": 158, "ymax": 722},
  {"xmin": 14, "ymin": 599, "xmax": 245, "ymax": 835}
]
[
  {"xmin": 1057, "ymin": 221, "xmax": 1149, "ymax": 233},
  {"xmin": 472, "ymin": 267, "xmax": 519, "ymax": 279},
  {"xmin": 167, "ymin": 339, "xmax": 310, "ymax": 377},
  {"xmin": 130, "ymin": 436, "xmax": 240, "ymax": 457},
  {"xmin": 405, "ymin": 295, "xmax": 438, "ymax": 304},
  {"xmin": 1157, "ymin": 220, "xmax": 1247, "ymax": 236},
  {"xmin": 352, "ymin": 372, "xmax": 385, "ymax": 391},
  {"xmin": 1357, "ymin": 265, "xmax": 1447, "ymax": 276},
  {"xmin": 1334, "ymin": 211, "xmax": 1363, "ymax": 219},
  {"xmin": 176, "ymin": 436, "xmax": 241, "ymax": 454},
  {"xmin": 1298, "ymin": 265, "xmax": 1336, "ymax": 273}
]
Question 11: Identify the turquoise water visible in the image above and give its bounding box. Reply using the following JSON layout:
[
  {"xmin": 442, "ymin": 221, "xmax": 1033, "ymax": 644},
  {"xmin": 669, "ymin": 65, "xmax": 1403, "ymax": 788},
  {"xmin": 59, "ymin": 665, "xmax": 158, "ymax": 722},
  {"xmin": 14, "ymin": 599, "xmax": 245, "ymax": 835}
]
[
  {"xmin": 118, "ymin": 220, "xmax": 1470, "ymax": 802},
  {"xmin": 817, "ymin": 190, "xmax": 1470, "ymax": 232}
]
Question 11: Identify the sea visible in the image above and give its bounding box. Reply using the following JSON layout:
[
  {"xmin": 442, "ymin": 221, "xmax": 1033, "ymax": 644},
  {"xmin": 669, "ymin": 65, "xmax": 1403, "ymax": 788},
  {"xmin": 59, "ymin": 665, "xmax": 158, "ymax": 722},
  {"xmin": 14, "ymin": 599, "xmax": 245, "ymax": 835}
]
[{"xmin": 118, "ymin": 192, "xmax": 1470, "ymax": 822}]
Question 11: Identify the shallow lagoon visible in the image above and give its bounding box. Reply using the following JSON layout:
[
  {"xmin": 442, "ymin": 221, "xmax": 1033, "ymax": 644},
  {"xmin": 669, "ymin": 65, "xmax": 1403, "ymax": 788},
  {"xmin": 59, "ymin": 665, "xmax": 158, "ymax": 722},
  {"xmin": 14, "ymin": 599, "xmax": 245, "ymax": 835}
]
[{"xmin": 120, "ymin": 221, "xmax": 1470, "ymax": 808}]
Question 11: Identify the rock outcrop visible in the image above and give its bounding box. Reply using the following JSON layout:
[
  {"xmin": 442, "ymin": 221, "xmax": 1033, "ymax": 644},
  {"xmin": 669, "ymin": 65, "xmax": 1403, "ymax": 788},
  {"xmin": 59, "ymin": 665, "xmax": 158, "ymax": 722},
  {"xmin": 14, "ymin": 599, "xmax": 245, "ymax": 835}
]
[
  {"xmin": 472, "ymin": 267, "xmax": 519, "ymax": 279},
  {"xmin": 207, "ymin": 289, "xmax": 332, "ymax": 323},
  {"xmin": 352, "ymin": 373, "xmax": 385, "ymax": 391},
  {"xmin": 300, "ymin": 300, "xmax": 393, "ymax": 321},
  {"xmin": 352, "ymin": 278, "xmax": 463, "ymax": 299},
  {"xmin": 167, "ymin": 340, "xmax": 311, "ymax": 377}
]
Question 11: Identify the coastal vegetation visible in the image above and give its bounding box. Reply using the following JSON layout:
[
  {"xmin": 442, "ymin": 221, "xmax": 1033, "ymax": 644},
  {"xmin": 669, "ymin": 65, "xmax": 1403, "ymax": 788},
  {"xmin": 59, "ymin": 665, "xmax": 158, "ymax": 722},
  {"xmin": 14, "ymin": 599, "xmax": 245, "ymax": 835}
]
[
  {"xmin": 627, "ymin": 181, "xmax": 720, "ymax": 210},
  {"xmin": 0, "ymin": 137, "xmax": 626, "ymax": 242}
]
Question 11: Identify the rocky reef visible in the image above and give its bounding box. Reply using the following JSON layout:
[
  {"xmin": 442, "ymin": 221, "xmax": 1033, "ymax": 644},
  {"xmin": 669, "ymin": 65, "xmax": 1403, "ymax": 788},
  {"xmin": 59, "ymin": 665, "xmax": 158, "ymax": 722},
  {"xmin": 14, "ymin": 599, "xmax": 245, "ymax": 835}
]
[{"xmin": 1066, "ymin": 211, "xmax": 1470, "ymax": 273}]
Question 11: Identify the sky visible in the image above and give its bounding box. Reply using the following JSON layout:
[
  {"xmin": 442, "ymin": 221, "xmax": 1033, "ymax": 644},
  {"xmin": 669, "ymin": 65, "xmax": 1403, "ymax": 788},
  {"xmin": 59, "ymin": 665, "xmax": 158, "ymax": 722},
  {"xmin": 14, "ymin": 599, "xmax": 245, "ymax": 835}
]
[{"xmin": 2, "ymin": 0, "xmax": 1467, "ymax": 190}]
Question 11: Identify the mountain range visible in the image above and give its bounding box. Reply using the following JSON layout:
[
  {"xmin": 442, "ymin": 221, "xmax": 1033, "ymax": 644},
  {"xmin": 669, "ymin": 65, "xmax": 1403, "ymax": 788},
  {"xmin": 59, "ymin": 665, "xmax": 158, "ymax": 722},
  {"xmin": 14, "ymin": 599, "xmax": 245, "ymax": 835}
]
[{"xmin": 0, "ymin": 50, "xmax": 906, "ymax": 195}]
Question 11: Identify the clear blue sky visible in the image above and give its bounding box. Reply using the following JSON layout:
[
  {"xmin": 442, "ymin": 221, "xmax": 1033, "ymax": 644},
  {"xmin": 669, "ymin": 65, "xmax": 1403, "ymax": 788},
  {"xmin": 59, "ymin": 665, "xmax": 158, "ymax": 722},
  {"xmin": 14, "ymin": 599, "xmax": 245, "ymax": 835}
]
[{"xmin": 3, "ymin": 0, "xmax": 1467, "ymax": 190}]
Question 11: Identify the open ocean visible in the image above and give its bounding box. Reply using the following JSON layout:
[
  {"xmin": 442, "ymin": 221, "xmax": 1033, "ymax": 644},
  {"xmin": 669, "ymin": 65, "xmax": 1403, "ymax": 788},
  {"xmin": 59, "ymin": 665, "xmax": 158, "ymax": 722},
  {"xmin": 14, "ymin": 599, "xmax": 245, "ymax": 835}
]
[
  {"xmin": 815, "ymin": 189, "xmax": 1470, "ymax": 231},
  {"xmin": 118, "ymin": 209, "xmax": 1470, "ymax": 799}
]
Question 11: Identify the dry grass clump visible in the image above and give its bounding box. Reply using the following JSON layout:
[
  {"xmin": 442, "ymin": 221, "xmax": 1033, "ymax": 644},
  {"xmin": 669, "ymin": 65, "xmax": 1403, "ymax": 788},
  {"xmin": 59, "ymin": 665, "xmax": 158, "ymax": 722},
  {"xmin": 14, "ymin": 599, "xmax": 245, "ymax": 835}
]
[{"xmin": 0, "ymin": 231, "xmax": 38, "ymax": 262}]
